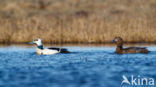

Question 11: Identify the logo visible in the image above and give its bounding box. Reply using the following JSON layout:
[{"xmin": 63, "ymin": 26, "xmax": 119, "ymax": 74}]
[{"xmin": 121, "ymin": 75, "xmax": 154, "ymax": 86}]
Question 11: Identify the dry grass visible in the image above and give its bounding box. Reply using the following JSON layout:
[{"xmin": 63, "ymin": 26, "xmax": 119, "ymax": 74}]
[{"xmin": 0, "ymin": 0, "xmax": 155, "ymax": 43}]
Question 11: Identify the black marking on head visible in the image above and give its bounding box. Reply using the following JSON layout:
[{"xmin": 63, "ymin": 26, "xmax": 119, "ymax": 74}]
[{"xmin": 34, "ymin": 39, "xmax": 38, "ymax": 41}]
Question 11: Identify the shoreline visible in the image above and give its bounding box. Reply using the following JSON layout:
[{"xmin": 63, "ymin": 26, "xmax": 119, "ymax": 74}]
[{"xmin": 0, "ymin": 42, "xmax": 156, "ymax": 46}]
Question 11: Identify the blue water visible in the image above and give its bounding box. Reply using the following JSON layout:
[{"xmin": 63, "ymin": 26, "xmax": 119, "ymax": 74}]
[{"xmin": 0, "ymin": 45, "xmax": 156, "ymax": 87}]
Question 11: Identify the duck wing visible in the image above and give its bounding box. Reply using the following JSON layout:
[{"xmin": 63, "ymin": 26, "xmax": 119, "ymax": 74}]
[
  {"xmin": 124, "ymin": 47, "xmax": 149, "ymax": 53},
  {"xmin": 48, "ymin": 47, "xmax": 70, "ymax": 53},
  {"xmin": 125, "ymin": 47, "xmax": 147, "ymax": 50}
]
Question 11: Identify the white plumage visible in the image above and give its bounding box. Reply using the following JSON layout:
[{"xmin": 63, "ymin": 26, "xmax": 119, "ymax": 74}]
[
  {"xmin": 29, "ymin": 38, "xmax": 69, "ymax": 55},
  {"xmin": 36, "ymin": 48, "xmax": 60, "ymax": 55}
]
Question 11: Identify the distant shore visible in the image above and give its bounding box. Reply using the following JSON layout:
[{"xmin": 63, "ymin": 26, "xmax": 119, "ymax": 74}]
[
  {"xmin": 0, "ymin": 42, "xmax": 156, "ymax": 46},
  {"xmin": 0, "ymin": 0, "xmax": 155, "ymax": 43}
]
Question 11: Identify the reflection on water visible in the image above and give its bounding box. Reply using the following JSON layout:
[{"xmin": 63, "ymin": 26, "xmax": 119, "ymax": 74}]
[{"xmin": 0, "ymin": 44, "xmax": 156, "ymax": 87}]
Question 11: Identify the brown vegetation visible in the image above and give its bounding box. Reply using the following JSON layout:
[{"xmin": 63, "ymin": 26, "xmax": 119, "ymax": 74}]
[{"xmin": 0, "ymin": 0, "xmax": 155, "ymax": 43}]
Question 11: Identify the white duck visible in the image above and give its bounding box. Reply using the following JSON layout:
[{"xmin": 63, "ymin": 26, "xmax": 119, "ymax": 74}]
[{"xmin": 29, "ymin": 38, "xmax": 69, "ymax": 55}]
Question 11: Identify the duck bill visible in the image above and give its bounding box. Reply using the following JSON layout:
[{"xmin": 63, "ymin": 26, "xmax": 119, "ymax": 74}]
[{"xmin": 29, "ymin": 41, "xmax": 34, "ymax": 44}]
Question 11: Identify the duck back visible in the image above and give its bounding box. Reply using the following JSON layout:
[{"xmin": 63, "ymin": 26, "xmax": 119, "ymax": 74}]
[
  {"xmin": 48, "ymin": 47, "xmax": 70, "ymax": 53},
  {"xmin": 121, "ymin": 47, "xmax": 149, "ymax": 54}
]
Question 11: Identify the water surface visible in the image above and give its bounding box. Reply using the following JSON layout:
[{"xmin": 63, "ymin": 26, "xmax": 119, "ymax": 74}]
[{"xmin": 0, "ymin": 44, "xmax": 156, "ymax": 87}]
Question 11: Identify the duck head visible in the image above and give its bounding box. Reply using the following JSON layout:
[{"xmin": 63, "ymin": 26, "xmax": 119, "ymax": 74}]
[
  {"xmin": 112, "ymin": 37, "xmax": 123, "ymax": 47},
  {"xmin": 112, "ymin": 37, "xmax": 123, "ymax": 42},
  {"xmin": 29, "ymin": 38, "xmax": 43, "ymax": 49}
]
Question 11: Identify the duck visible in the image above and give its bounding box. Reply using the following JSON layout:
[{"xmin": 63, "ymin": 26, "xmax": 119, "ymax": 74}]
[
  {"xmin": 112, "ymin": 37, "xmax": 149, "ymax": 54},
  {"xmin": 29, "ymin": 38, "xmax": 70, "ymax": 55}
]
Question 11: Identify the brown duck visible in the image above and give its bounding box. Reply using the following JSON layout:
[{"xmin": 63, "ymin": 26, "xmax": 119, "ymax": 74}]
[{"xmin": 112, "ymin": 37, "xmax": 149, "ymax": 54}]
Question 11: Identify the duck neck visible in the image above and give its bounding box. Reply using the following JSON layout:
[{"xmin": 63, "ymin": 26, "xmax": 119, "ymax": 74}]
[
  {"xmin": 117, "ymin": 45, "xmax": 123, "ymax": 50},
  {"xmin": 37, "ymin": 45, "xmax": 43, "ymax": 49},
  {"xmin": 116, "ymin": 43, "xmax": 123, "ymax": 50},
  {"xmin": 116, "ymin": 45, "xmax": 123, "ymax": 54}
]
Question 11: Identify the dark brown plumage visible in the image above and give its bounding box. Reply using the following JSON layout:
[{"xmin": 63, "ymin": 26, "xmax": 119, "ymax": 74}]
[{"xmin": 112, "ymin": 37, "xmax": 149, "ymax": 54}]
